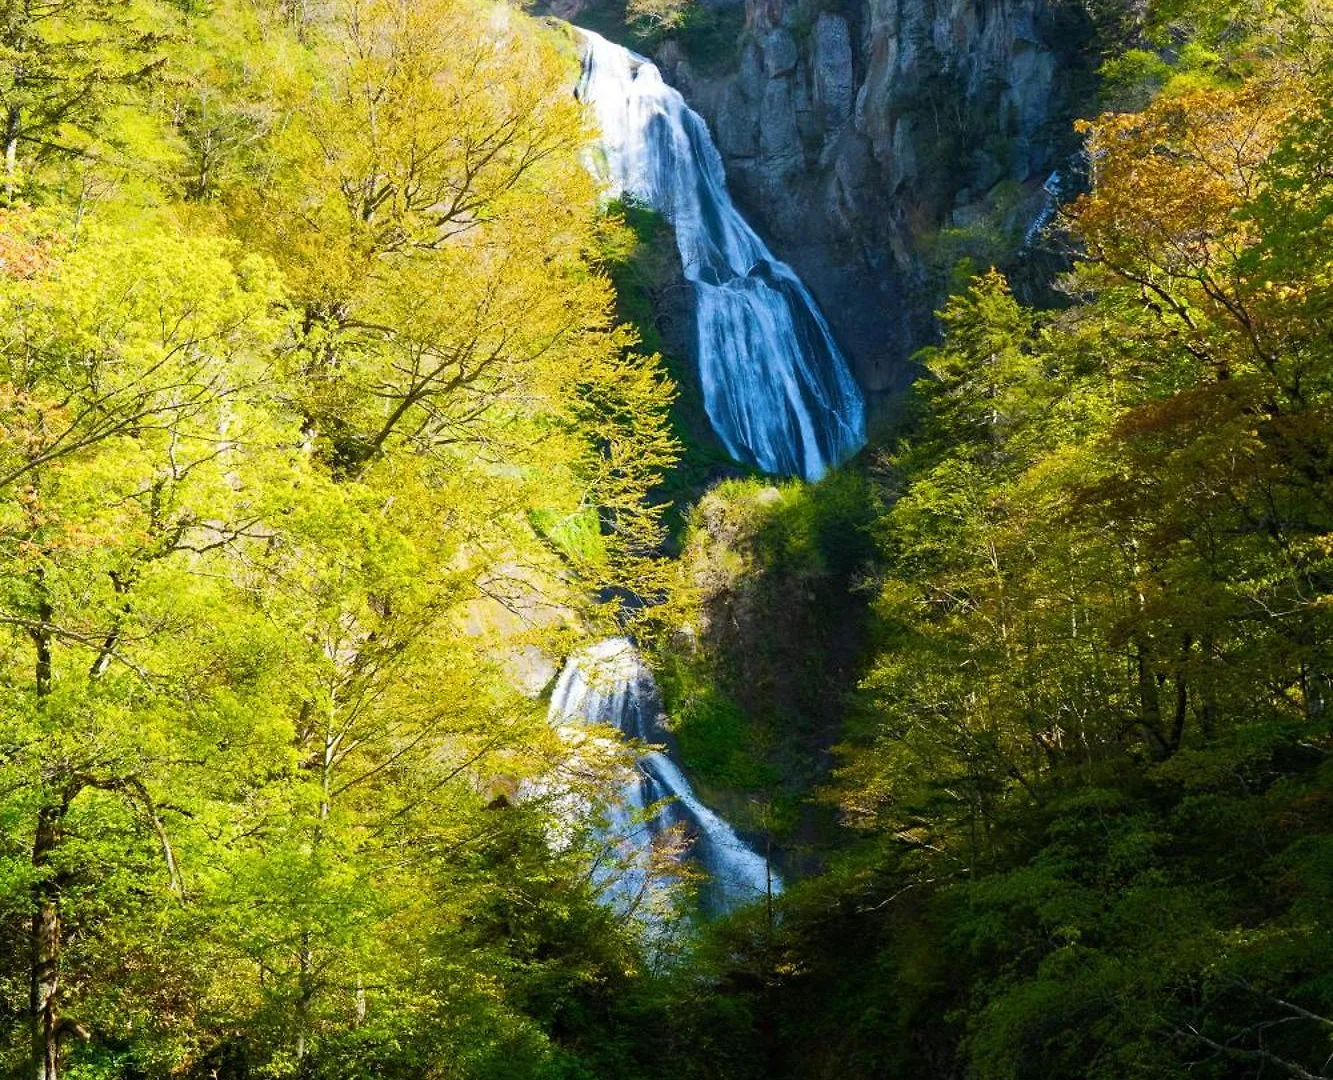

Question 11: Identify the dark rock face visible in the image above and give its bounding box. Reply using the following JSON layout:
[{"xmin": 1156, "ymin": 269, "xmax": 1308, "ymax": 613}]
[{"xmin": 651, "ymin": 0, "xmax": 1090, "ymax": 411}]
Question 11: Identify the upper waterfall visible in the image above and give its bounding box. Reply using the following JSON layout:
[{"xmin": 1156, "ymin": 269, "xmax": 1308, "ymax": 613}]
[{"xmin": 575, "ymin": 28, "xmax": 866, "ymax": 483}]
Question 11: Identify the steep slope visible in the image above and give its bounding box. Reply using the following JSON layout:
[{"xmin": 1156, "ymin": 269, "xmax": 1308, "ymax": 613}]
[{"xmin": 667, "ymin": 0, "xmax": 1093, "ymax": 398}]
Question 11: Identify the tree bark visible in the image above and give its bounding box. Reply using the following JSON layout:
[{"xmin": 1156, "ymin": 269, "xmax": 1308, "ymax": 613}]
[
  {"xmin": 1136, "ymin": 642, "xmax": 1169, "ymax": 757},
  {"xmin": 31, "ymin": 800, "xmax": 65, "ymax": 1080},
  {"xmin": 4, "ymin": 104, "xmax": 20, "ymax": 204},
  {"xmin": 28, "ymin": 560, "xmax": 66, "ymax": 1080}
]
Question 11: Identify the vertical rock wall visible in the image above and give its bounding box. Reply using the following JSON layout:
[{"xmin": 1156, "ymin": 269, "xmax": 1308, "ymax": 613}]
[{"xmin": 650, "ymin": 0, "xmax": 1088, "ymax": 405}]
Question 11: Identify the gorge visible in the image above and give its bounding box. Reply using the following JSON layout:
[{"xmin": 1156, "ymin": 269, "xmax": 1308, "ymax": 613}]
[
  {"xmin": 546, "ymin": 25, "xmax": 862, "ymax": 912},
  {"xmin": 4, "ymin": 0, "xmax": 1331, "ymax": 1073}
]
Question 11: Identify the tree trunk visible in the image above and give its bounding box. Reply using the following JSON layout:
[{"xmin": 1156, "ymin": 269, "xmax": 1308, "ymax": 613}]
[
  {"xmin": 1167, "ymin": 633, "xmax": 1192, "ymax": 754},
  {"xmin": 31, "ymin": 802, "xmax": 64, "ymax": 1080},
  {"xmin": 296, "ymin": 932, "xmax": 313, "ymax": 1066},
  {"xmin": 29, "ymin": 563, "xmax": 65, "ymax": 1080},
  {"xmin": 1136, "ymin": 642, "xmax": 1169, "ymax": 757},
  {"xmin": 4, "ymin": 105, "xmax": 20, "ymax": 203}
]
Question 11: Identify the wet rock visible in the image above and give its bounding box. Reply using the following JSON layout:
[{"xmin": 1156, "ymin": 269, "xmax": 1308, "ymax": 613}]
[
  {"xmin": 738, "ymin": 39, "xmax": 765, "ymax": 100},
  {"xmin": 715, "ymin": 82, "xmax": 759, "ymax": 157},
  {"xmin": 812, "ymin": 14, "xmax": 854, "ymax": 128},
  {"xmin": 760, "ymin": 28, "xmax": 799, "ymax": 76},
  {"xmin": 648, "ymin": 0, "xmax": 1090, "ymax": 411},
  {"xmin": 759, "ymin": 78, "xmax": 800, "ymax": 166}
]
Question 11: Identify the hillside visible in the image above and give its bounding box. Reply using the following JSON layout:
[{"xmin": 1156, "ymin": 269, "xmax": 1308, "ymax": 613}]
[{"xmin": 1, "ymin": 0, "xmax": 1332, "ymax": 1076}]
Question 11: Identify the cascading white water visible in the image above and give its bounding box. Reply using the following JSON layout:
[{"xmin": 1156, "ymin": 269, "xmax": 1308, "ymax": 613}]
[
  {"xmin": 1022, "ymin": 171, "xmax": 1063, "ymax": 249},
  {"xmin": 547, "ymin": 638, "xmax": 778, "ymax": 914},
  {"xmin": 552, "ymin": 28, "xmax": 856, "ymax": 916},
  {"xmin": 576, "ymin": 28, "xmax": 866, "ymax": 483}
]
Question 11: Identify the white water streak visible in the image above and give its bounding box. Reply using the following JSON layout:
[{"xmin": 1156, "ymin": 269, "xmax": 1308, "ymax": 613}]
[
  {"xmin": 548, "ymin": 638, "xmax": 778, "ymax": 913},
  {"xmin": 577, "ymin": 28, "xmax": 866, "ymax": 482}
]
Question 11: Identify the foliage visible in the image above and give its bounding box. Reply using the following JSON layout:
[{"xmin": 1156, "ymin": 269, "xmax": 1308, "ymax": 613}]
[
  {"xmin": 599, "ymin": 6, "xmax": 1333, "ymax": 1078},
  {"xmin": 659, "ymin": 473, "xmax": 878, "ymax": 843},
  {"xmin": 624, "ymin": 0, "xmax": 690, "ymax": 35},
  {"xmin": 3, "ymin": 0, "xmax": 1333, "ymax": 1074},
  {"xmin": 0, "ymin": 0, "xmax": 685, "ymax": 1076},
  {"xmin": 591, "ymin": 197, "xmax": 740, "ymax": 534}
]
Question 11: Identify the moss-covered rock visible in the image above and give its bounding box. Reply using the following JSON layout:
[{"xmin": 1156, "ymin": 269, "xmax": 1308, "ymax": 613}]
[{"xmin": 657, "ymin": 471, "xmax": 880, "ymax": 871}]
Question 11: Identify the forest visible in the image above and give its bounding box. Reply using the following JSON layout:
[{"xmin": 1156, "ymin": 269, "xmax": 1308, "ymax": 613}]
[{"xmin": 0, "ymin": 0, "xmax": 1330, "ymax": 1075}]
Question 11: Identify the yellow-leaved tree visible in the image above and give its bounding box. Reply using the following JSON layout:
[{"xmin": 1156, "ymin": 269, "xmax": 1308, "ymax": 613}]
[{"xmin": 0, "ymin": 0, "xmax": 686, "ymax": 1074}]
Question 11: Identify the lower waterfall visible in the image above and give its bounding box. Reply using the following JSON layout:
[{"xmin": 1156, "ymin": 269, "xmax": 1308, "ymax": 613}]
[
  {"xmin": 547, "ymin": 639, "xmax": 778, "ymax": 915},
  {"xmin": 575, "ymin": 27, "xmax": 866, "ymax": 483}
]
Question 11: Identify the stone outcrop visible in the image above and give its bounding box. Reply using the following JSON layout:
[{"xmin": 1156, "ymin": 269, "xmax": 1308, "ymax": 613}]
[{"xmin": 651, "ymin": 0, "xmax": 1089, "ymax": 410}]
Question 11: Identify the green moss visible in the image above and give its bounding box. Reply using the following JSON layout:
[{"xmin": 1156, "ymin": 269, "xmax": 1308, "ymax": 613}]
[
  {"xmin": 660, "ymin": 659, "xmax": 780, "ymax": 791},
  {"xmin": 598, "ymin": 198, "xmax": 675, "ymax": 360}
]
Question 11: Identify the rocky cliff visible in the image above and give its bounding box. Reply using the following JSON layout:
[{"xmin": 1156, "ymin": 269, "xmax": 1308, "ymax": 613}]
[
  {"xmin": 657, "ymin": 0, "xmax": 1092, "ymax": 407},
  {"xmin": 563, "ymin": 0, "xmax": 1094, "ymax": 414}
]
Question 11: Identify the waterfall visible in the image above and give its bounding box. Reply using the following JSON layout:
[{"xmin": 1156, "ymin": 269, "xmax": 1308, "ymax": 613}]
[
  {"xmin": 552, "ymin": 27, "xmax": 852, "ymax": 917},
  {"xmin": 576, "ymin": 28, "xmax": 866, "ymax": 483},
  {"xmin": 1022, "ymin": 171, "xmax": 1063, "ymax": 249},
  {"xmin": 547, "ymin": 638, "xmax": 778, "ymax": 914}
]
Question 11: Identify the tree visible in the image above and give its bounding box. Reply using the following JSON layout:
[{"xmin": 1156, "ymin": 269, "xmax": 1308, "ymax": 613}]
[
  {"xmin": 0, "ymin": 0, "xmax": 167, "ymax": 200},
  {"xmin": 0, "ymin": 218, "xmax": 294, "ymax": 1078},
  {"xmin": 625, "ymin": 0, "xmax": 692, "ymax": 35}
]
